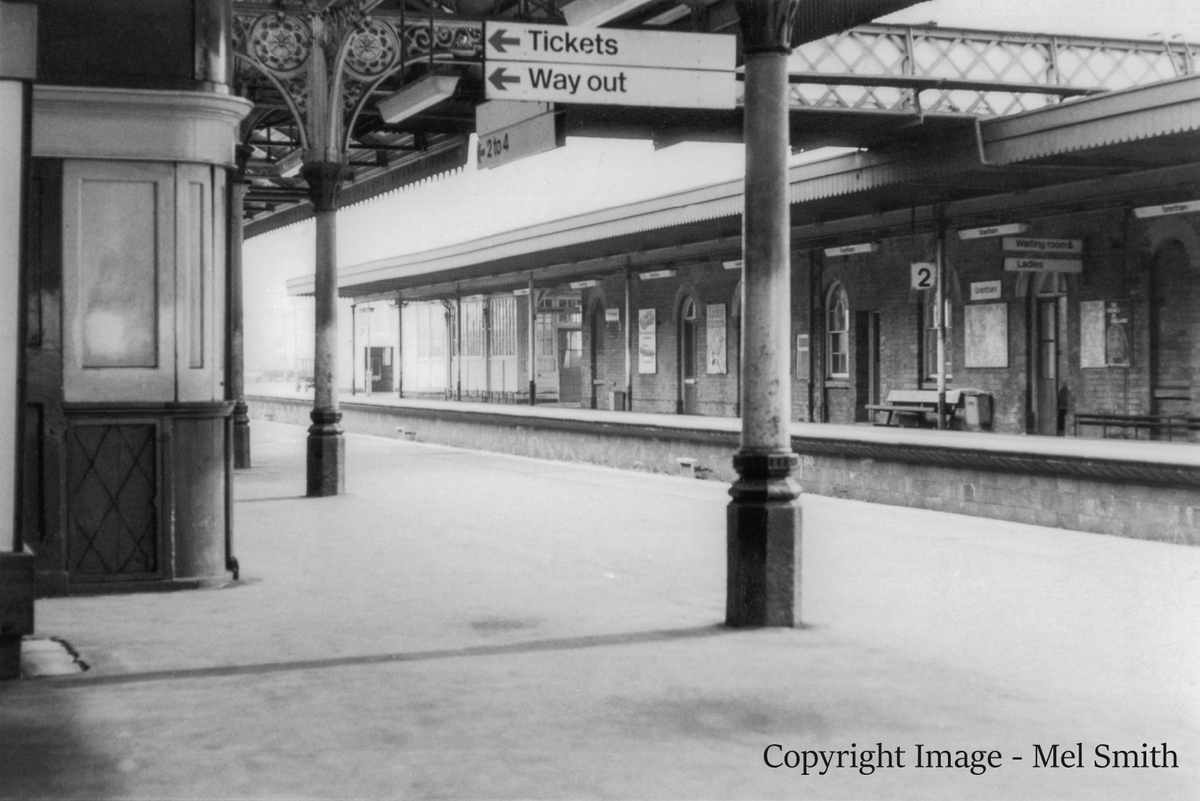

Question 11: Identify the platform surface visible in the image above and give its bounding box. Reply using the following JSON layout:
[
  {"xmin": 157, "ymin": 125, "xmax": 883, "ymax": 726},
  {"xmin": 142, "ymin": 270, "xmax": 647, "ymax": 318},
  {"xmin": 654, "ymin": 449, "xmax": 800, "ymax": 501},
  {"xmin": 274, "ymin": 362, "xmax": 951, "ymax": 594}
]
[{"xmin": 2, "ymin": 420, "xmax": 1197, "ymax": 800}]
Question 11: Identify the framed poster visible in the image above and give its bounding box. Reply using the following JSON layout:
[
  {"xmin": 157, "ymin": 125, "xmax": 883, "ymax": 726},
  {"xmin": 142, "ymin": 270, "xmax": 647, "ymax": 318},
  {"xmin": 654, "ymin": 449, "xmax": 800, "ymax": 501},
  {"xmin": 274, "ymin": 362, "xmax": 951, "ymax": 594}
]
[
  {"xmin": 964, "ymin": 303, "xmax": 1008, "ymax": 368},
  {"xmin": 1104, "ymin": 299, "xmax": 1132, "ymax": 367},
  {"xmin": 638, "ymin": 308, "xmax": 656, "ymax": 373},
  {"xmin": 1080, "ymin": 301, "xmax": 1104, "ymax": 368},
  {"xmin": 1081, "ymin": 299, "xmax": 1132, "ymax": 368},
  {"xmin": 706, "ymin": 303, "xmax": 726, "ymax": 374}
]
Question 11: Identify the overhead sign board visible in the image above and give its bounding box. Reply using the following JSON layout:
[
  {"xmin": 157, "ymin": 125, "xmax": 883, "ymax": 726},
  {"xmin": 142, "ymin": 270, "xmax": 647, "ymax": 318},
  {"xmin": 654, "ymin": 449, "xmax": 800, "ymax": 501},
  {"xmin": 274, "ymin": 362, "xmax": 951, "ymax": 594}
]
[
  {"xmin": 484, "ymin": 21, "xmax": 736, "ymax": 110},
  {"xmin": 1002, "ymin": 237, "xmax": 1083, "ymax": 253},
  {"xmin": 722, "ymin": 259, "xmax": 742, "ymax": 270},
  {"xmin": 639, "ymin": 269, "xmax": 677, "ymax": 280},
  {"xmin": 570, "ymin": 279, "xmax": 597, "ymax": 289},
  {"xmin": 477, "ymin": 110, "xmax": 562, "ymax": 170},
  {"xmin": 1004, "ymin": 257, "xmax": 1083, "ymax": 273},
  {"xmin": 486, "ymin": 62, "xmax": 735, "ymax": 109},
  {"xmin": 1133, "ymin": 199, "xmax": 1200, "ymax": 218},
  {"xmin": 476, "ymin": 100, "xmax": 552, "ymax": 133},
  {"xmin": 484, "ymin": 22, "xmax": 734, "ymax": 71},
  {"xmin": 823, "ymin": 242, "xmax": 878, "ymax": 257},
  {"xmin": 958, "ymin": 223, "xmax": 1029, "ymax": 240},
  {"xmin": 970, "ymin": 280, "xmax": 1002, "ymax": 301}
]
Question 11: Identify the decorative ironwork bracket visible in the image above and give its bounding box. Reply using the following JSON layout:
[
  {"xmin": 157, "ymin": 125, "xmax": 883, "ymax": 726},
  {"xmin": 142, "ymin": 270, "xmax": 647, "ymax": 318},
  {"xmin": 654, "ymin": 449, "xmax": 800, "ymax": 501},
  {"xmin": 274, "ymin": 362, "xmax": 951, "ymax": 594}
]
[{"xmin": 233, "ymin": 4, "xmax": 483, "ymax": 162}]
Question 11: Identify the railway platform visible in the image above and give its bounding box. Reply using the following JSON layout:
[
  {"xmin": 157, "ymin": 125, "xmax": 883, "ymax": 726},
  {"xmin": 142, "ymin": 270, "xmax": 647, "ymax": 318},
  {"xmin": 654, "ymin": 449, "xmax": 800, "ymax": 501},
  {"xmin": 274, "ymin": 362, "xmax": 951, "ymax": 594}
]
[{"xmin": 1, "ymin": 420, "xmax": 1197, "ymax": 799}]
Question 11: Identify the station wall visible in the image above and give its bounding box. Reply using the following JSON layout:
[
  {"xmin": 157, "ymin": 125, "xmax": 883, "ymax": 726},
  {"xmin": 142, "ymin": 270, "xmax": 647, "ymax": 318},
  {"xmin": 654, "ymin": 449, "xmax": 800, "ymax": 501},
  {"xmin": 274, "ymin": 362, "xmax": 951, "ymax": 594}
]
[
  {"xmin": 369, "ymin": 176, "xmax": 1199, "ymax": 441},
  {"xmin": 565, "ymin": 199, "xmax": 1198, "ymax": 439}
]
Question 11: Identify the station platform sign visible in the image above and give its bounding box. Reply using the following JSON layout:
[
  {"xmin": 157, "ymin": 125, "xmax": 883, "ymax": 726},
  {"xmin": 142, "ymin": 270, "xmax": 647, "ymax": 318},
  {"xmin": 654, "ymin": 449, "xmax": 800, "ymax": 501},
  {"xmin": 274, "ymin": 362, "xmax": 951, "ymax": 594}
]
[{"xmin": 484, "ymin": 21, "xmax": 735, "ymax": 110}]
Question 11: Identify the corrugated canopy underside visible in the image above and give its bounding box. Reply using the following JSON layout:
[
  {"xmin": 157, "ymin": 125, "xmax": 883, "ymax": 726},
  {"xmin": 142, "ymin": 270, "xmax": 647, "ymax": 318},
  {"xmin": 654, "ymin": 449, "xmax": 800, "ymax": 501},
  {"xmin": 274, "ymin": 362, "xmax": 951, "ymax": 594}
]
[{"xmin": 283, "ymin": 74, "xmax": 1200, "ymax": 298}]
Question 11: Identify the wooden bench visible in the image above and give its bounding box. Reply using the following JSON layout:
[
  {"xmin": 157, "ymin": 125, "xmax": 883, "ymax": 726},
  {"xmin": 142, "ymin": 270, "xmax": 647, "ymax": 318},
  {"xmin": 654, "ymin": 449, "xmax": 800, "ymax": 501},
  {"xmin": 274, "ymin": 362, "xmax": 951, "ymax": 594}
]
[
  {"xmin": 1074, "ymin": 413, "xmax": 1200, "ymax": 441},
  {"xmin": 864, "ymin": 389, "xmax": 964, "ymax": 428}
]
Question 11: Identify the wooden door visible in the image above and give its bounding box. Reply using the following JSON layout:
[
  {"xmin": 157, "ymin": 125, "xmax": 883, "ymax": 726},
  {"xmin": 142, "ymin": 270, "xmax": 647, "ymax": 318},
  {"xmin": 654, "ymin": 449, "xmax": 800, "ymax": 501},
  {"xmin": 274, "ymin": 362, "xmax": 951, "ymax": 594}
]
[
  {"xmin": 590, "ymin": 308, "xmax": 605, "ymax": 409},
  {"xmin": 1035, "ymin": 298, "xmax": 1061, "ymax": 436},
  {"xmin": 853, "ymin": 310, "xmax": 880, "ymax": 420},
  {"xmin": 1150, "ymin": 241, "xmax": 1194, "ymax": 423},
  {"xmin": 369, "ymin": 346, "xmax": 391, "ymax": 393},
  {"xmin": 558, "ymin": 329, "xmax": 582, "ymax": 404},
  {"xmin": 679, "ymin": 299, "xmax": 697, "ymax": 414}
]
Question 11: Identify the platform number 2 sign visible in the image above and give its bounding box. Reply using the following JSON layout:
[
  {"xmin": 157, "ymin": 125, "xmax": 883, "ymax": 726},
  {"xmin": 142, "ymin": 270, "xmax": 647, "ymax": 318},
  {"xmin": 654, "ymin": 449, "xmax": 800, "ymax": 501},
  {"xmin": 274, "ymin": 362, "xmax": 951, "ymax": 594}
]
[{"xmin": 911, "ymin": 262, "xmax": 936, "ymax": 290}]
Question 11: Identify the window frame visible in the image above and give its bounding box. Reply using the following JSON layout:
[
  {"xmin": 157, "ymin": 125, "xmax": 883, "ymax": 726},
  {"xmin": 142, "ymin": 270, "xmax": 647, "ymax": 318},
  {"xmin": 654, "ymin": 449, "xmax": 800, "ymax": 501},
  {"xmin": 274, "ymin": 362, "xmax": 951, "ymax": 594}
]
[{"xmin": 826, "ymin": 283, "xmax": 850, "ymax": 379}]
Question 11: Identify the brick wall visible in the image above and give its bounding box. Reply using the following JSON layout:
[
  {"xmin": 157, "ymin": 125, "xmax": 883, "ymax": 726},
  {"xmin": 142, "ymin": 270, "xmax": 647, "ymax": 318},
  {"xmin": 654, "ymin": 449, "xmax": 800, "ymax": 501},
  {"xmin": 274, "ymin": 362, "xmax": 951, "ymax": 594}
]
[
  {"xmin": 585, "ymin": 263, "xmax": 742, "ymax": 416},
  {"xmin": 510, "ymin": 192, "xmax": 1196, "ymax": 439}
]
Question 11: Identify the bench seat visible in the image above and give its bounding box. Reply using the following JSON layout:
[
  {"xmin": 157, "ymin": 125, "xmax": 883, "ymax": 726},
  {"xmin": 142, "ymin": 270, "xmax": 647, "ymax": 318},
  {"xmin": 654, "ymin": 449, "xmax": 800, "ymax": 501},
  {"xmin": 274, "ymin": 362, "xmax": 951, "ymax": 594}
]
[{"xmin": 867, "ymin": 390, "xmax": 963, "ymax": 427}]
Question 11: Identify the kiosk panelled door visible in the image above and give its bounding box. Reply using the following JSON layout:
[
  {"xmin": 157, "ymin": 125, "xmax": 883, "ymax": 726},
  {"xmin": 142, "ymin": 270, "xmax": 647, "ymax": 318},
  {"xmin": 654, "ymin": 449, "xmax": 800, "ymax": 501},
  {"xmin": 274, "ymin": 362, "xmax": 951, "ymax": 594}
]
[{"xmin": 680, "ymin": 299, "xmax": 697, "ymax": 414}]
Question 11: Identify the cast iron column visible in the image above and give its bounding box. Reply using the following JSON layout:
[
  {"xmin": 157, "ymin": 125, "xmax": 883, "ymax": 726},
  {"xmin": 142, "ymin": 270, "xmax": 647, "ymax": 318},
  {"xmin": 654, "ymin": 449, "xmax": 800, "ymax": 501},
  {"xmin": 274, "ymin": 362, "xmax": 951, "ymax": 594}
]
[
  {"xmin": 727, "ymin": 0, "xmax": 802, "ymax": 627},
  {"xmin": 230, "ymin": 145, "xmax": 252, "ymax": 468},
  {"xmin": 303, "ymin": 162, "xmax": 348, "ymax": 496},
  {"xmin": 528, "ymin": 277, "xmax": 537, "ymax": 404}
]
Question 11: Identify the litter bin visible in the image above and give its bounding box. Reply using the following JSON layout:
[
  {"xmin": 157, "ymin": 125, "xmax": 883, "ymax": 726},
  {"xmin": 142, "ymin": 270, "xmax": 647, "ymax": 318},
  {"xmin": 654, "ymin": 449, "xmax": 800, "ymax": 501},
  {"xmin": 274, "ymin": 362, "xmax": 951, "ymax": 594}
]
[{"xmin": 963, "ymin": 390, "xmax": 993, "ymax": 429}]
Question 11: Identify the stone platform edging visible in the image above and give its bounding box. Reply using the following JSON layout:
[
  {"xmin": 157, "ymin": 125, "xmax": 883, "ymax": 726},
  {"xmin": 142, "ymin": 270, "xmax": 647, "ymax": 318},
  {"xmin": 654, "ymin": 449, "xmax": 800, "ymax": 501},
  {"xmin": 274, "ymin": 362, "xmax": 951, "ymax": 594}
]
[{"xmin": 248, "ymin": 395, "xmax": 1199, "ymax": 545}]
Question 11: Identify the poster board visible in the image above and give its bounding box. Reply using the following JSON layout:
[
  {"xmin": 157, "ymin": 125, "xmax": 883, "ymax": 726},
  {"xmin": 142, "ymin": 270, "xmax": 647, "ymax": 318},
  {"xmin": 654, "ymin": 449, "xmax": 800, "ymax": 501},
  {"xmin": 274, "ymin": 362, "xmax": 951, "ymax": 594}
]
[
  {"xmin": 1081, "ymin": 299, "xmax": 1131, "ymax": 368},
  {"xmin": 1104, "ymin": 300, "xmax": 1132, "ymax": 367},
  {"xmin": 637, "ymin": 309, "xmax": 656, "ymax": 373},
  {"xmin": 706, "ymin": 303, "xmax": 726, "ymax": 374},
  {"xmin": 1080, "ymin": 301, "xmax": 1105, "ymax": 367},
  {"xmin": 964, "ymin": 303, "xmax": 1008, "ymax": 368},
  {"xmin": 795, "ymin": 334, "xmax": 810, "ymax": 377}
]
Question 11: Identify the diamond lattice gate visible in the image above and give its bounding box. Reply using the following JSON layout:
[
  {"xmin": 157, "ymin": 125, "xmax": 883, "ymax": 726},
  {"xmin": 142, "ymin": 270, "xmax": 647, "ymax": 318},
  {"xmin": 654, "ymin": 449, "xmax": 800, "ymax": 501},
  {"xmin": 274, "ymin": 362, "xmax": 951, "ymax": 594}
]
[{"xmin": 66, "ymin": 424, "xmax": 160, "ymax": 581}]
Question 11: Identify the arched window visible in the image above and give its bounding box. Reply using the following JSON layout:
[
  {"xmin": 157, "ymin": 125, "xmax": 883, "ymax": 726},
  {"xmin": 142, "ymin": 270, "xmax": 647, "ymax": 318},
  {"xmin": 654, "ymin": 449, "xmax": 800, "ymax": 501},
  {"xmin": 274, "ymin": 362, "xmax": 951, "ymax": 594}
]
[{"xmin": 826, "ymin": 283, "xmax": 849, "ymax": 378}]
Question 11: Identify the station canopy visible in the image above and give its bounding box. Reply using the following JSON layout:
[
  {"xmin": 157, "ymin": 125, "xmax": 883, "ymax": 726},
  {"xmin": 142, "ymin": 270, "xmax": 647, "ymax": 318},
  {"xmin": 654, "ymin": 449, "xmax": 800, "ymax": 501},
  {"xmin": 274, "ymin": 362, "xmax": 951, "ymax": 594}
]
[
  {"xmin": 282, "ymin": 72, "xmax": 1200, "ymax": 300},
  {"xmin": 233, "ymin": 0, "xmax": 925, "ymax": 235}
]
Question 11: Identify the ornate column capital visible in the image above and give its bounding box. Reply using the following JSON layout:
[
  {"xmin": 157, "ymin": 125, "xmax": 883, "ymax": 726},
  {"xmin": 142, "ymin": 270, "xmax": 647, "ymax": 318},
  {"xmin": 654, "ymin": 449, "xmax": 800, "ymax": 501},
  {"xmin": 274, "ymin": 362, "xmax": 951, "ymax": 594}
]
[
  {"xmin": 736, "ymin": 0, "xmax": 801, "ymax": 55},
  {"xmin": 301, "ymin": 162, "xmax": 351, "ymax": 212}
]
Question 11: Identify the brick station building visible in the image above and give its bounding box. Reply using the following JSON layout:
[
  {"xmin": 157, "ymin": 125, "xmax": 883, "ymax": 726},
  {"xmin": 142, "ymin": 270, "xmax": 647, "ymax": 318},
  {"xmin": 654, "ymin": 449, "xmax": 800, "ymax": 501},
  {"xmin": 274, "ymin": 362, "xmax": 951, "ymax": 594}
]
[{"xmin": 292, "ymin": 73, "xmax": 1200, "ymax": 441}]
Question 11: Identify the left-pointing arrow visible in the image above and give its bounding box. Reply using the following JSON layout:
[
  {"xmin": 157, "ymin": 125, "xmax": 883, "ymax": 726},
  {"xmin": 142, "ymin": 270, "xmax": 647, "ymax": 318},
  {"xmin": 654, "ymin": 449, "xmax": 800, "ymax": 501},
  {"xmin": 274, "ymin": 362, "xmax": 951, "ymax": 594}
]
[
  {"xmin": 488, "ymin": 67, "xmax": 520, "ymax": 91},
  {"xmin": 488, "ymin": 29, "xmax": 521, "ymax": 53}
]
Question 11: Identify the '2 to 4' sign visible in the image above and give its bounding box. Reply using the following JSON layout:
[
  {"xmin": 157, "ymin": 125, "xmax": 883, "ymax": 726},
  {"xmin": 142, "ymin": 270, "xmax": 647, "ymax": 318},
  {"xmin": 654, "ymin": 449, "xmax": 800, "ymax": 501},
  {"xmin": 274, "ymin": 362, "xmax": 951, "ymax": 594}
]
[
  {"xmin": 478, "ymin": 131, "xmax": 510, "ymax": 161},
  {"xmin": 911, "ymin": 262, "xmax": 936, "ymax": 290}
]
